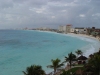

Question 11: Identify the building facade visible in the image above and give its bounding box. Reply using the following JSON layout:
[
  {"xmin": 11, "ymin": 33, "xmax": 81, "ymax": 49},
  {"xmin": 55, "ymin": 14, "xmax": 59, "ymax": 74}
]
[
  {"xmin": 70, "ymin": 28, "xmax": 75, "ymax": 33},
  {"xmin": 75, "ymin": 27, "xmax": 87, "ymax": 34},
  {"xmin": 66, "ymin": 24, "xmax": 72, "ymax": 33},
  {"xmin": 58, "ymin": 26, "xmax": 64, "ymax": 32},
  {"xmin": 58, "ymin": 24, "xmax": 73, "ymax": 33}
]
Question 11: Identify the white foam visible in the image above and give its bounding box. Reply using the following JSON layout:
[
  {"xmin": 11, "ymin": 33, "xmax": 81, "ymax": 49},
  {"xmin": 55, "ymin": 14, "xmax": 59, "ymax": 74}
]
[
  {"xmin": 83, "ymin": 45, "xmax": 95, "ymax": 57},
  {"xmin": 35, "ymin": 30, "xmax": 100, "ymax": 57},
  {"xmin": 66, "ymin": 34, "xmax": 96, "ymax": 42},
  {"xmin": 31, "ymin": 31, "xmax": 100, "ymax": 72},
  {"xmin": 66, "ymin": 34, "xmax": 100, "ymax": 57}
]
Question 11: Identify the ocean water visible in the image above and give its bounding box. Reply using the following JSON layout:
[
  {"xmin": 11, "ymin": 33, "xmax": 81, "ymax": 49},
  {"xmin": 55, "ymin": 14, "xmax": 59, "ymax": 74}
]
[{"xmin": 0, "ymin": 30, "xmax": 100, "ymax": 75}]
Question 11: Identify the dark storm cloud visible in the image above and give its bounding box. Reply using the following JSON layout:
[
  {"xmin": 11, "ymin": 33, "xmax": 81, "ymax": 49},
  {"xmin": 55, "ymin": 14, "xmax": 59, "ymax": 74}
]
[{"xmin": 0, "ymin": 0, "xmax": 100, "ymax": 29}]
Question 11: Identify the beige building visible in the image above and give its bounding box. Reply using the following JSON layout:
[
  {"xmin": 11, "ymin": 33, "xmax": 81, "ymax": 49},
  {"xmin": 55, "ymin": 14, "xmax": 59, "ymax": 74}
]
[
  {"xmin": 70, "ymin": 28, "xmax": 75, "ymax": 33},
  {"xmin": 75, "ymin": 27, "xmax": 87, "ymax": 34},
  {"xmin": 58, "ymin": 26, "xmax": 64, "ymax": 32},
  {"xmin": 58, "ymin": 24, "xmax": 73, "ymax": 33},
  {"xmin": 66, "ymin": 24, "xmax": 72, "ymax": 33}
]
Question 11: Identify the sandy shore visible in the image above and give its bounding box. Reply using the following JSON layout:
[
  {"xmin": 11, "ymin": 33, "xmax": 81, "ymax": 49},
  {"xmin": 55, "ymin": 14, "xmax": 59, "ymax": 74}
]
[
  {"xmin": 67, "ymin": 33, "xmax": 100, "ymax": 41},
  {"xmin": 45, "ymin": 32, "xmax": 100, "ymax": 75},
  {"xmin": 56, "ymin": 33, "xmax": 100, "ymax": 75}
]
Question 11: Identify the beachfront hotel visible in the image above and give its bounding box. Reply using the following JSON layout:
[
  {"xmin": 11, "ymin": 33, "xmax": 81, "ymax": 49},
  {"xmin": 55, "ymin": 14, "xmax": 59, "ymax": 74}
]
[
  {"xmin": 66, "ymin": 24, "xmax": 72, "ymax": 33},
  {"xmin": 58, "ymin": 24, "xmax": 74, "ymax": 33},
  {"xmin": 74, "ymin": 27, "xmax": 87, "ymax": 34}
]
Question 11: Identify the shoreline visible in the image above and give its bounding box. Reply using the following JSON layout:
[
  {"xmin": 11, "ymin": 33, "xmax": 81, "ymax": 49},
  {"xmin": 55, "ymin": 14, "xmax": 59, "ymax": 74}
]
[
  {"xmin": 67, "ymin": 33, "xmax": 100, "ymax": 41},
  {"xmin": 28, "ymin": 30, "xmax": 100, "ymax": 74},
  {"xmin": 0, "ymin": 30, "xmax": 100, "ymax": 75},
  {"xmin": 34, "ymin": 30, "xmax": 100, "ymax": 41},
  {"xmin": 34, "ymin": 30, "xmax": 100, "ymax": 57},
  {"xmin": 40, "ymin": 31, "xmax": 100, "ymax": 74},
  {"xmin": 66, "ymin": 33, "xmax": 100, "ymax": 57},
  {"xmin": 46, "ymin": 32, "xmax": 100, "ymax": 75}
]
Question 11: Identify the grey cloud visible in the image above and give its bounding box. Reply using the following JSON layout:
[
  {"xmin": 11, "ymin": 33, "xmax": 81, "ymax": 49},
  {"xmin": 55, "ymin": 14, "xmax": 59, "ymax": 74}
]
[
  {"xmin": 12, "ymin": 0, "xmax": 27, "ymax": 3},
  {"xmin": 49, "ymin": 0, "xmax": 74, "ymax": 3},
  {"xmin": 0, "ymin": 0, "xmax": 100, "ymax": 29},
  {"xmin": 0, "ymin": 0, "xmax": 13, "ymax": 9}
]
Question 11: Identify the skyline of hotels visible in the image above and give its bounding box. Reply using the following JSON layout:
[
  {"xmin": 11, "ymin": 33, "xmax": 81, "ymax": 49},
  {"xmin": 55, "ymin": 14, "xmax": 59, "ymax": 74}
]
[
  {"xmin": 27, "ymin": 24, "xmax": 100, "ymax": 40},
  {"xmin": 23, "ymin": 24, "xmax": 100, "ymax": 37}
]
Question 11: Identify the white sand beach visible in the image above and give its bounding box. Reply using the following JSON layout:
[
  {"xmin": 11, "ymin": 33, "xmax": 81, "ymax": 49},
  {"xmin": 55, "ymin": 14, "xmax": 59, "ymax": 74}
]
[
  {"xmin": 67, "ymin": 33, "xmax": 100, "ymax": 41},
  {"xmin": 67, "ymin": 33, "xmax": 100, "ymax": 56},
  {"xmin": 58, "ymin": 33, "xmax": 100, "ymax": 74}
]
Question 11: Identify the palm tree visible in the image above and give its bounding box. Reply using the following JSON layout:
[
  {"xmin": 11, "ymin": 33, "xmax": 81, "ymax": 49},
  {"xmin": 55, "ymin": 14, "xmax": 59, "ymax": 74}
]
[
  {"xmin": 65, "ymin": 52, "xmax": 76, "ymax": 68},
  {"xmin": 47, "ymin": 58, "xmax": 64, "ymax": 74},
  {"xmin": 22, "ymin": 65, "xmax": 45, "ymax": 75},
  {"xmin": 88, "ymin": 54, "xmax": 100, "ymax": 75},
  {"xmin": 75, "ymin": 49, "xmax": 83, "ymax": 57}
]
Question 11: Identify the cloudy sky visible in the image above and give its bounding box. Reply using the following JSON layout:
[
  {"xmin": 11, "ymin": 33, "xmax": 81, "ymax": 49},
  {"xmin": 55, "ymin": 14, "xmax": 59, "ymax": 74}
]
[{"xmin": 0, "ymin": 0, "xmax": 100, "ymax": 29}]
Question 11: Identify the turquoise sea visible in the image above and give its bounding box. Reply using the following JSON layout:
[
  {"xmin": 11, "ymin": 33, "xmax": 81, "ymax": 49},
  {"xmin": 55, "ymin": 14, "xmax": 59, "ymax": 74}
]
[{"xmin": 0, "ymin": 30, "xmax": 100, "ymax": 75}]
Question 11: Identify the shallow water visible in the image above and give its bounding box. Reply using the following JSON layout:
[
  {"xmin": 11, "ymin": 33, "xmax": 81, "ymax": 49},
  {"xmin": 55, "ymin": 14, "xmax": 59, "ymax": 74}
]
[{"xmin": 0, "ymin": 30, "xmax": 99, "ymax": 75}]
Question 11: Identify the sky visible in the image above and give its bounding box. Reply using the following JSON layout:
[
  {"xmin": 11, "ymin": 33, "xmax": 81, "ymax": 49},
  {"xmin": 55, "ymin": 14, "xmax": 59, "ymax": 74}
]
[{"xmin": 0, "ymin": 0, "xmax": 100, "ymax": 29}]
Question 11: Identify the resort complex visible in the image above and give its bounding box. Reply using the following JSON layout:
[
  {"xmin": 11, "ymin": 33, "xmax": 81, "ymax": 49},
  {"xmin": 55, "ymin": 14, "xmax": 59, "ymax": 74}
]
[
  {"xmin": 28, "ymin": 24, "xmax": 100, "ymax": 40},
  {"xmin": 21, "ymin": 25, "xmax": 100, "ymax": 75},
  {"xmin": 0, "ymin": 0, "xmax": 100, "ymax": 75},
  {"xmin": 0, "ymin": 27, "xmax": 100, "ymax": 75}
]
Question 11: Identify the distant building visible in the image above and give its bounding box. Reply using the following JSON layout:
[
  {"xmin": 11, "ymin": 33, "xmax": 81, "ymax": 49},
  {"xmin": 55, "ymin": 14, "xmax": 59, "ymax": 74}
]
[
  {"xmin": 87, "ymin": 27, "xmax": 100, "ymax": 37},
  {"xmin": 58, "ymin": 25, "xmax": 67, "ymax": 33},
  {"xmin": 23, "ymin": 27, "xmax": 28, "ymax": 30},
  {"xmin": 75, "ymin": 27, "xmax": 87, "ymax": 34},
  {"xmin": 70, "ymin": 28, "xmax": 75, "ymax": 33},
  {"xmin": 66, "ymin": 24, "xmax": 72, "ymax": 33},
  {"xmin": 42, "ymin": 27, "xmax": 51, "ymax": 31},
  {"xmin": 94, "ymin": 29, "xmax": 100, "ymax": 33},
  {"xmin": 58, "ymin": 26, "xmax": 64, "ymax": 32},
  {"xmin": 58, "ymin": 24, "xmax": 73, "ymax": 33},
  {"xmin": 63, "ymin": 26, "xmax": 67, "ymax": 33}
]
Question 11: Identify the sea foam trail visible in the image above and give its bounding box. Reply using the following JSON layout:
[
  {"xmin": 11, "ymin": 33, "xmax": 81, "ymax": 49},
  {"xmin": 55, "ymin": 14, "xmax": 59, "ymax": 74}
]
[
  {"xmin": 35, "ymin": 30, "xmax": 100, "ymax": 57},
  {"xmin": 66, "ymin": 34, "xmax": 100, "ymax": 57},
  {"xmin": 30, "ymin": 30, "xmax": 100, "ymax": 72}
]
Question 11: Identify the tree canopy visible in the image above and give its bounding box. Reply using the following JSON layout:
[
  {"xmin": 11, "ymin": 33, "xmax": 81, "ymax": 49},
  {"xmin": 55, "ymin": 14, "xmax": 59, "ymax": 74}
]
[{"xmin": 22, "ymin": 65, "xmax": 45, "ymax": 75}]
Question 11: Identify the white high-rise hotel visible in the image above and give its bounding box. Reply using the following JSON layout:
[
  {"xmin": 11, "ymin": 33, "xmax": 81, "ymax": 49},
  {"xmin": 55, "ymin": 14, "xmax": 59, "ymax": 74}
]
[{"xmin": 58, "ymin": 24, "xmax": 74, "ymax": 33}]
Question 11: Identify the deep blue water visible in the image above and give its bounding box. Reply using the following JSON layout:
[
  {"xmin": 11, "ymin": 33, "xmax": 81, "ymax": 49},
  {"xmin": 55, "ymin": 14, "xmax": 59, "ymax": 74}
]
[{"xmin": 0, "ymin": 30, "xmax": 99, "ymax": 75}]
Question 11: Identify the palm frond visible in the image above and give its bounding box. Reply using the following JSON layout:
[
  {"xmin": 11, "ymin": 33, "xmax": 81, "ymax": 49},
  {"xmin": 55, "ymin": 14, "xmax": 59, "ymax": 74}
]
[
  {"xmin": 22, "ymin": 71, "xmax": 27, "ymax": 75},
  {"xmin": 23, "ymin": 65, "xmax": 45, "ymax": 75},
  {"xmin": 57, "ymin": 63, "xmax": 64, "ymax": 68},
  {"xmin": 47, "ymin": 65, "xmax": 54, "ymax": 68}
]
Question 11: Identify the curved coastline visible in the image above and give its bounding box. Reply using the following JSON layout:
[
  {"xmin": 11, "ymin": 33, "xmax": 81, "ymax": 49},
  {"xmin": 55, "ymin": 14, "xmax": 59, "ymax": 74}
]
[
  {"xmin": 0, "ymin": 30, "xmax": 100, "ymax": 75},
  {"xmin": 35, "ymin": 30, "xmax": 100, "ymax": 57},
  {"xmin": 34, "ymin": 30, "xmax": 100, "ymax": 74},
  {"xmin": 66, "ymin": 33, "xmax": 100, "ymax": 57}
]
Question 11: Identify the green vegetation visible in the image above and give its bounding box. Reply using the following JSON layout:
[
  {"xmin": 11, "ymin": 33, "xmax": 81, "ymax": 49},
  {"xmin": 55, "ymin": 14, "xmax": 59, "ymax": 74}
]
[
  {"xmin": 65, "ymin": 52, "xmax": 76, "ymax": 68},
  {"xmin": 22, "ymin": 65, "xmax": 45, "ymax": 75},
  {"xmin": 75, "ymin": 49, "xmax": 83, "ymax": 56},
  {"xmin": 85, "ymin": 50, "xmax": 100, "ymax": 75},
  {"xmin": 61, "ymin": 67, "xmax": 84, "ymax": 75},
  {"xmin": 74, "ymin": 64, "xmax": 84, "ymax": 66},
  {"xmin": 22, "ymin": 50, "xmax": 100, "ymax": 75},
  {"xmin": 47, "ymin": 58, "xmax": 64, "ymax": 74},
  {"xmin": 61, "ymin": 50, "xmax": 100, "ymax": 75}
]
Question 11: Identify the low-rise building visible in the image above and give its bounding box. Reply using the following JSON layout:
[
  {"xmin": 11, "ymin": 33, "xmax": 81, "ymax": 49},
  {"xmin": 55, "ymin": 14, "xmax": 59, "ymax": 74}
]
[
  {"xmin": 70, "ymin": 28, "xmax": 75, "ymax": 33},
  {"xmin": 75, "ymin": 27, "xmax": 87, "ymax": 34},
  {"xmin": 87, "ymin": 27, "xmax": 100, "ymax": 37}
]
